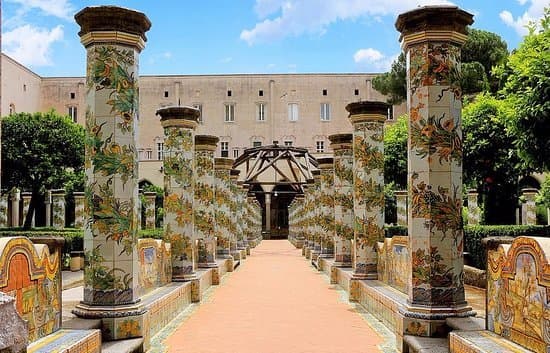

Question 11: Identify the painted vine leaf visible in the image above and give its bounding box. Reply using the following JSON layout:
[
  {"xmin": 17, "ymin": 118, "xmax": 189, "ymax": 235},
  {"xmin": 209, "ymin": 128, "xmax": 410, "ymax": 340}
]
[
  {"xmin": 84, "ymin": 245, "xmax": 132, "ymax": 291},
  {"xmin": 410, "ymin": 112, "xmax": 462, "ymax": 165},
  {"xmin": 411, "ymin": 246, "xmax": 457, "ymax": 288},
  {"xmin": 354, "ymin": 177, "xmax": 384, "ymax": 211},
  {"xmin": 353, "ymin": 135, "xmax": 384, "ymax": 171},
  {"xmin": 164, "ymin": 153, "xmax": 193, "ymax": 187},
  {"xmin": 354, "ymin": 216, "xmax": 383, "ymax": 247}
]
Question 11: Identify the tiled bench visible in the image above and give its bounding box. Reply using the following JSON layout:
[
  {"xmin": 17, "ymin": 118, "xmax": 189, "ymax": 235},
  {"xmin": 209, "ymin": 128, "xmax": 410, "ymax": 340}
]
[
  {"xmin": 28, "ymin": 329, "xmax": 101, "ymax": 353},
  {"xmin": 449, "ymin": 331, "xmax": 533, "ymax": 353}
]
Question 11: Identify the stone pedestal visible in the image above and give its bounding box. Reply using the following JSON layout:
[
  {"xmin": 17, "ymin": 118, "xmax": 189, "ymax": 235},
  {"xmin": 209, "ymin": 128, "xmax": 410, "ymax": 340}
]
[
  {"xmin": 521, "ymin": 188, "xmax": 538, "ymax": 225},
  {"xmin": 143, "ymin": 191, "xmax": 156, "ymax": 229},
  {"xmin": 395, "ymin": 190, "xmax": 408, "ymax": 226},
  {"xmin": 9, "ymin": 188, "xmax": 20, "ymax": 227},
  {"xmin": 73, "ymin": 191, "xmax": 85, "ymax": 229},
  {"xmin": 395, "ymin": 5, "xmax": 474, "ymax": 344},
  {"xmin": 214, "ymin": 158, "xmax": 234, "ymax": 259},
  {"xmin": 347, "ymin": 101, "xmax": 387, "ymax": 280},
  {"xmin": 194, "ymin": 135, "xmax": 219, "ymax": 268},
  {"xmin": 467, "ymin": 189, "xmax": 480, "ymax": 225},
  {"xmin": 73, "ymin": 5, "xmax": 151, "ymax": 341},
  {"xmin": 157, "ymin": 106, "xmax": 200, "ymax": 281},
  {"xmin": 21, "ymin": 192, "xmax": 34, "ymax": 227},
  {"xmin": 44, "ymin": 190, "xmax": 52, "ymax": 227},
  {"xmin": 51, "ymin": 189, "xmax": 66, "ymax": 229},
  {"xmin": 318, "ymin": 157, "xmax": 335, "ymax": 258}
]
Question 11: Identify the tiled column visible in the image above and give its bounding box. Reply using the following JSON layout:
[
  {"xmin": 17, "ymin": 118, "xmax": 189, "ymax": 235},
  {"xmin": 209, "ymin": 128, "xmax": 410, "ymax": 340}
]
[
  {"xmin": 214, "ymin": 157, "xmax": 233, "ymax": 259},
  {"xmin": 0, "ymin": 193, "xmax": 8, "ymax": 228},
  {"xmin": 395, "ymin": 190, "xmax": 408, "ymax": 226},
  {"xmin": 522, "ymin": 188, "xmax": 538, "ymax": 225},
  {"xmin": 73, "ymin": 6, "xmax": 151, "ymax": 340},
  {"xmin": 236, "ymin": 183, "xmax": 248, "ymax": 253},
  {"xmin": 51, "ymin": 189, "xmax": 66, "ymax": 229},
  {"xmin": 157, "ymin": 106, "xmax": 199, "ymax": 281},
  {"xmin": 229, "ymin": 169, "xmax": 241, "ymax": 258},
  {"xmin": 44, "ymin": 190, "xmax": 52, "ymax": 227},
  {"xmin": 467, "ymin": 189, "xmax": 480, "ymax": 225},
  {"xmin": 329, "ymin": 134, "xmax": 353, "ymax": 267},
  {"xmin": 347, "ymin": 101, "xmax": 387, "ymax": 280},
  {"xmin": 396, "ymin": 5, "xmax": 474, "ymax": 340},
  {"xmin": 318, "ymin": 157, "xmax": 335, "ymax": 258},
  {"xmin": 143, "ymin": 191, "xmax": 156, "ymax": 229},
  {"xmin": 194, "ymin": 135, "xmax": 219, "ymax": 268},
  {"xmin": 310, "ymin": 170, "xmax": 322, "ymax": 261},
  {"xmin": 9, "ymin": 188, "xmax": 20, "ymax": 227},
  {"xmin": 74, "ymin": 192, "xmax": 85, "ymax": 229},
  {"xmin": 21, "ymin": 191, "xmax": 34, "ymax": 227}
]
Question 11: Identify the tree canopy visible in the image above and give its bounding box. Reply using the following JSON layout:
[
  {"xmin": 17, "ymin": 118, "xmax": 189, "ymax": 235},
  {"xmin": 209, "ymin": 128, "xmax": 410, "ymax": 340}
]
[
  {"xmin": 2, "ymin": 111, "xmax": 85, "ymax": 227},
  {"xmin": 372, "ymin": 53, "xmax": 406, "ymax": 105},
  {"xmin": 496, "ymin": 8, "xmax": 550, "ymax": 173},
  {"xmin": 384, "ymin": 114, "xmax": 408, "ymax": 189}
]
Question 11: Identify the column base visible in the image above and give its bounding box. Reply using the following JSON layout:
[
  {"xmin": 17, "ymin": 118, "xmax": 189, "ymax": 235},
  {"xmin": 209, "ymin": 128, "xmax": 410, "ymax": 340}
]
[
  {"xmin": 350, "ymin": 272, "xmax": 377, "ymax": 280},
  {"xmin": 398, "ymin": 303, "xmax": 475, "ymax": 338},
  {"xmin": 332, "ymin": 261, "xmax": 352, "ymax": 268},
  {"xmin": 198, "ymin": 262, "xmax": 219, "ymax": 268},
  {"xmin": 72, "ymin": 302, "xmax": 146, "ymax": 341},
  {"xmin": 172, "ymin": 273, "xmax": 199, "ymax": 282},
  {"xmin": 319, "ymin": 252, "xmax": 334, "ymax": 259}
]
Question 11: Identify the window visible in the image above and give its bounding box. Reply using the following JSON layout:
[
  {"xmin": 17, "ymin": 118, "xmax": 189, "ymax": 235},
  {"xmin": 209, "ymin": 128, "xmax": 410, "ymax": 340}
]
[
  {"xmin": 354, "ymin": 89, "xmax": 359, "ymax": 96},
  {"xmin": 23, "ymin": 84, "xmax": 27, "ymax": 92},
  {"xmin": 227, "ymin": 90, "xmax": 232, "ymax": 97},
  {"xmin": 164, "ymin": 91, "xmax": 169, "ymax": 98},
  {"xmin": 233, "ymin": 149, "xmax": 239, "ymax": 158},
  {"xmin": 288, "ymin": 103, "xmax": 299, "ymax": 121},
  {"xmin": 68, "ymin": 106, "xmax": 77, "ymax": 122},
  {"xmin": 224, "ymin": 103, "xmax": 235, "ymax": 122},
  {"xmin": 9, "ymin": 104, "xmax": 15, "ymax": 115},
  {"xmin": 322, "ymin": 89, "xmax": 327, "ymax": 96},
  {"xmin": 70, "ymin": 92, "xmax": 76, "ymax": 99},
  {"xmin": 193, "ymin": 103, "xmax": 203, "ymax": 123},
  {"xmin": 284, "ymin": 141, "xmax": 293, "ymax": 147},
  {"xmin": 320, "ymin": 103, "xmax": 331, "ymax": 121},
  {"xmin": 146, "ymin": 149, "xmax": 152, "ymax": 160},
  {"xmin": 256, "ymin": 103, "xmax": 266, "ymax": 121},
  {"xmin": 221, "ymin": 142, "xmax": 229, "ymax": 157},
  {"xmin": 157, "ymin": 142, "xmax": 164, "ymax": 160},
  {"xmin": 316, "ymin": 141, "xmax": 325, "ymax": 153},
  {"xmin": 259, "ymin": 90, "xmax": 264, "ymax": 97},
  {"xmin": 253, "ymin": 141, "xmax": 262, "ymax": 148}
]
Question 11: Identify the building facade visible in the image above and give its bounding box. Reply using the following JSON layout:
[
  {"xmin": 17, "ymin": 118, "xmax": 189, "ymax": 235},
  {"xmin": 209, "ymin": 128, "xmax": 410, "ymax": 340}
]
[{"xmin": 2, "ymin": 54, "xmax": 404, "ymax": 186}]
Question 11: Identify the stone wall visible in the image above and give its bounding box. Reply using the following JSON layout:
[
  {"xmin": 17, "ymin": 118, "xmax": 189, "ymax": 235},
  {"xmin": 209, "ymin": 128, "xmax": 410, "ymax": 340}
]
[
  {"xmin": 487, "ymin": 236, "xmax": 550, "ymax": 352},
  {"xmin": 0, "ymin": 236, "xmax": 62, "ymax": 342}
]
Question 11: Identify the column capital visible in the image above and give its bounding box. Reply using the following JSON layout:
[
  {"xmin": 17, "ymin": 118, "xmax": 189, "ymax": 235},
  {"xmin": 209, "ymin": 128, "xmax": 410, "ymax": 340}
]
[
  {"xmin": 395, "ymin": 6, "xmax": 473, "ymax": 50},
  {"xmin": 346, "ymin": 101, "xmax": 389, "ymax": 124},
  {"xmin": 328, "ymin": 133, "xmax": 353, "ymax": 150},
  {"xmin": 75, "ymin": 6, "xmax": 151, "ymax": 51},
  {"xmin": 195, "ymin": 135, "xmax": 219, "ymax": 151},
  {"xmin": 157, "ymin": 106, "xmax": 200, "ymax": 130},
  {"xmin": 230, "ymin": 169, "xmax": 241, "ymax": 181},
  {"xmin": 395, "ymin": 190, "xmax": 408, "ymax": 197},
  {"xmin": 214, "ymin": 158, "xmax": 234, "ymax": 170},
  {"xmin": 143, "ymin": 191, "xmax": 156, "ymax": 198},
  {"xmin": 317, "ymin": 157, "xmax": 334, "ymax": 170}
]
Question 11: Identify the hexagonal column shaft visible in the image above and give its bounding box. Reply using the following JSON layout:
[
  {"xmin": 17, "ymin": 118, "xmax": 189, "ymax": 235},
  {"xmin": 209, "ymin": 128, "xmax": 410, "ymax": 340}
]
[
  {"xmin": 214, "ymin": 158, "xmax": 234, "ymax": 258},
  {"xmin": 396, "ymin": 5, "xmax": 474, "ymax": 334},
  {"xmin": 195, "ymin": 135, "xmax": 219, "ymax": 268},
  {"xmin": 318, "ymin": 157, "xmax": 335, "ymax": 257},
  {"xmin": 347, "ymin": 101, "xmax": 387, "ymax": 279},
  {"xmin": 329, "ymin": 134, "xmax": 353, "ymax": 267},
  {"xmin": 158, "ymin": 106, "xmax": 200, "ymax": 281}
]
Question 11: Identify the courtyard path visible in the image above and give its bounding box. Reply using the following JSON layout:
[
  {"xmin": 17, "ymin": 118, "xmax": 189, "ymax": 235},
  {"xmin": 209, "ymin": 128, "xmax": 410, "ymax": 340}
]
[{"xmin": 164, "ymin": 240, "xmax": 385, "ymax": 353}]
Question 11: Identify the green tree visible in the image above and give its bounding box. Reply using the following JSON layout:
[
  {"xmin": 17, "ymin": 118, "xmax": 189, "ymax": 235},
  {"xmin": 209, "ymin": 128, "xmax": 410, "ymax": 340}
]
[
  {"xmin": 372, "ymin": 53, "xmax": 406, "ymax": 105},
  {"xmin": 462, "ymin": 93, "xmax": 524, "ymax": 224},
  {"xmin": 384, "ymin": 114, "xmax": 408, "ymax": 189},
  {"xmin": 2, "ymin": 111, "xmax": 85, "ymax": 228},
  {"xmin": 496, "ymin": 8, "xmax": 550, "ymax": 173}
]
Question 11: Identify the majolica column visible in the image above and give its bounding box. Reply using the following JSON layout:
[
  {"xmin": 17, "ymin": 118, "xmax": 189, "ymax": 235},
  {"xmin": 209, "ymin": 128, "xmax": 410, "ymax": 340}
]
[
  {"xmin": 0, "ymin": 193, "xmax": 8, "ymax": 228},
  {"xmin": 395, "ymin": 190, "xmax": 408, "ymax": 226},
  {"xmin": 195, "ymin": 135, "xmax": 219, "ymax": 268},
  {"xmin": 44, "ymin": 190, "xmax": 52, "ymax": 227},
  {"xmin": 311, "ymin": 170, "xmax": 322, "ymax": 260},
  {"xmin": 74, "ymin": 192, "xmax": 85, "ymax": 229},
  {"xmin": 143, "ymin": 191, "xmax": 156, "ymax": 229},
  {"xmin": 229, "ymin": 169, "xmax": 241, "ymax": 258},
  {"xmin": 214, "ymin": 158, "xmax": 233, "ymax": 259},
  {"xmin": 522, "ymin": 188, "xmax": 538, "ymax": 225},
  {"xmin": 9, "ymin": 188, "xmax": 20, "ymax": 227},
  {"xmin": 396, "ymin": 5, "xmax": 474, "ymax": 338},
  {"xmin": 74, "ymin": 6, "xmax": 151, "ymax": 340},
  {"xmin": 157, "ymin": 106, "xmax": 199, "ymax": 280},
  {"xmin": 347, "ymin": 101, "xmax": 387, "ymax": 279},
  {"xmin": 51, "ymin": 189, "xmax": 66, "ymax": 229},
  {"xmin": 21, "ymin": 192, "xmax": 34, "ymax": 227},
  {"xmin": 467, "ymin": 189, "xmax": 480, "ymax": 225},
  {"xmin": 318, "ymin": 158, "xmax": 335, "ymax": 258},
  {"xmin": 329, "ymin": 134, "xmax": 353, "ymax": 267}
]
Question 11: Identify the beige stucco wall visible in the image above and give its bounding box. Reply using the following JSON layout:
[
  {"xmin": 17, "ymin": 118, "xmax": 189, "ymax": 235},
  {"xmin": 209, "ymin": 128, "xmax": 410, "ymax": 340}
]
[{"xmin": 1, "ymin": 54, "xmax": 42, "ymax": 116}]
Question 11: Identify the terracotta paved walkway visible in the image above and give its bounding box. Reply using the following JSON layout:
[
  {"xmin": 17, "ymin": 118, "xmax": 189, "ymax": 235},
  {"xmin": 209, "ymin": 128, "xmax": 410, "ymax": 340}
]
[{"xmin": 164, "ymin": 240, "xmax": 384, "ymax": 353}]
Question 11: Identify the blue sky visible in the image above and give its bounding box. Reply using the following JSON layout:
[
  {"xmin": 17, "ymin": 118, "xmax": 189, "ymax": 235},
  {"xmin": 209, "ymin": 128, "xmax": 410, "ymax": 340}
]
[{"xmin": 2, "ymin": 0, "xmax": 548, "ymax": 77}]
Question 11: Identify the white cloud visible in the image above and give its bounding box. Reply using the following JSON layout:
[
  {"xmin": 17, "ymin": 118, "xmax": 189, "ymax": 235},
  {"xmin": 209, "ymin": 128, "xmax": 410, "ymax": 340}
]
[
  {"xmin": 241, "ymin": 0, "xmax": 453, "ymax": 45},
  {"xmin": 353, "ymin": 48, "xmax": 396, "ymax": 71},
  {"xmin": 3, "ymin": 24, "xmax": 64, "ymax": 67},
  {"xmin": 500, "ymin": 0, "xmax": 547, "ymax": 36},
  {"xmin": 6, "ymin": 0, "xmax": 75, "ymax": 20},
  {"xmin": 220, "ymin": 57, "xmax": 233, "ymax": 63}
]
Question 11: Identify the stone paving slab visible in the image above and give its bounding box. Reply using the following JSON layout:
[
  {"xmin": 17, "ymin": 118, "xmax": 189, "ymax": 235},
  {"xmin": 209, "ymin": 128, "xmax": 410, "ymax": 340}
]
[{"xmin": 162, "ymin": 240, "xmax": 389, "ymax": 353}]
